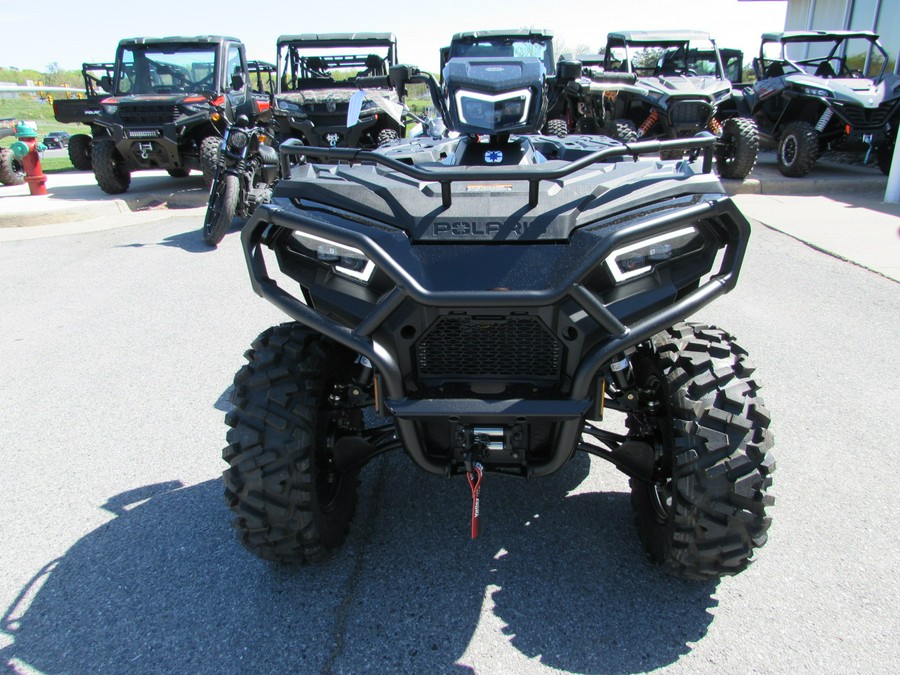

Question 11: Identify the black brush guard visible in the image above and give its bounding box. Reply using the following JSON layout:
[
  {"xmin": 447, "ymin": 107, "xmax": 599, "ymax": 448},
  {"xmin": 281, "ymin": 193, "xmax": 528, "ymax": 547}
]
[{"xmin": 244, "ymin": 133, "xmax": 750, "ymax": 477}]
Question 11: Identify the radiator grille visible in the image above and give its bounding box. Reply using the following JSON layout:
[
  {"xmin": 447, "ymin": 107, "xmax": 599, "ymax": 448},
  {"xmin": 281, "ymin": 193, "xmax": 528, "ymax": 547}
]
[
  {"xmin": 832, "ymin": 101, "xmax": 897, "ymax": 130},
  {"xmin": 668, "ymin": 100, "xmax": 713, "ymax": 126},
  {"xmin": 119, "ymin": 104, "xmax": 178, "ymax": 125},
  {"xmin": 416, "ymin": 316, "xmax": 562, "ymax": 380}
]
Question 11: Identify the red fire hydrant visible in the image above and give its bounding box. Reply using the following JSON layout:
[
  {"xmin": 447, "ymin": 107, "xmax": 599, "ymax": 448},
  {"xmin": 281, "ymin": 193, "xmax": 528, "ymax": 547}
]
[{"xmin": 10, "ymin": 122, "xmax": 48, "ymax": 196}]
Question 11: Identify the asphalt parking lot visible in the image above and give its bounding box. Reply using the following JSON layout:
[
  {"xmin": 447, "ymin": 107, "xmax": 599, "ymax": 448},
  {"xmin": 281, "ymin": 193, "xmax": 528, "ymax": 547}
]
[{"xmin": 0, "ymin": 158, "xmax": 898, "ymax": 673}]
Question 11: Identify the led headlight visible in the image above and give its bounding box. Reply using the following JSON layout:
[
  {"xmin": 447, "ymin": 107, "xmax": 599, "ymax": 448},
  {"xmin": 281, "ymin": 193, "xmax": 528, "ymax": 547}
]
[
  {"xmin": 454, "ymin": 89, "xmax": 532, "ymax": 132},
  {"xmin": 801, "ymin": 86, "xmax": 832, "ymax": 98},
  {"xmin": 227, "ymin": 130, "xmax": 249, "ymax": 150},
  {"xmin": 605, "ymin": 226, "xmax": 703, "ymax": 283},
  {"xmin": 291, "ymin": 231, "xmax": 375, "ymax": 282},
  {"xmin": 102, "ymin": 103, "xmax": 118, "ymax": 114}
]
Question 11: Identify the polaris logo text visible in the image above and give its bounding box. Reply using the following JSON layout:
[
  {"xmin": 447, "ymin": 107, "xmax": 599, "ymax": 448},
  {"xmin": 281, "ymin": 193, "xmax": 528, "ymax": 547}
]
[{"xmin": 432, "ymin": 221, "xmax": 529, "ymax": 236}]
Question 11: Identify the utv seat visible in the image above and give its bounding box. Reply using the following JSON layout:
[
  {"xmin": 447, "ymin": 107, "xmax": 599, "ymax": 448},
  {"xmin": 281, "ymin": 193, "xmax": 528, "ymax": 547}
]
[{"xmin": 814, "ymin": 62, "xmax": 836, "ymax": 78}]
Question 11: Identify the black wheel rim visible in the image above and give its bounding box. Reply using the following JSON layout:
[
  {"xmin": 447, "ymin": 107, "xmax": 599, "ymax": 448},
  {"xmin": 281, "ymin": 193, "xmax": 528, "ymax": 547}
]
[{"xmin": 783, "ymin": 135, "xmax": 797, "ymax": 166}]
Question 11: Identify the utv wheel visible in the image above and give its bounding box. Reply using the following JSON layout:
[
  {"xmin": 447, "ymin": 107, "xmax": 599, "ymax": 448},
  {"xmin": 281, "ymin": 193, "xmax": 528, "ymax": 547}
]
[
  {"xmin": 223, "ymin": 323, "xmax": 361, "ymax": 563},
  {"xmin": 167, "ymin": 168, "xmax": 190, "ymax": 178},
  {"xmin": 546, "ymin": 118, "xmax": 569, "ymax": 138},
  {"xmin": 376, "ymin": 128, "xmax": 400, "ymax": 146},
  {"xmin": 777, "ymin": 121, "xmax": 818, "ymax": 177},
  {"xmin": 715, "ymin": 117, "xmax": 759, "ymax": 179},
  {"xmin": 875, "ymin": 142, "xmax": 894, "ymax": 175},
  {"xmin": 0, "ymin": 147, "xmax": 25, "ymax": 186},
  {"xmin": 199, "ymin": 135, "xmax": 221, "ymax": 186},
  {"xmin": 202, "ymin": 174, "xmax": 239, "ymax": 247},
  {"xmin": 628, "ymin": 322, "xmax": 775, "ymax": 580},
  {"xmin": 67, "ymin": 133, "xmax": 93, "ymax": 171},
  {"xmin": 92, "ymin": 140, "xmax": 131, "ymax": 194},
  {"xmin": 604, "ymin": 119, "xmax": 638, "ymax": 143}
]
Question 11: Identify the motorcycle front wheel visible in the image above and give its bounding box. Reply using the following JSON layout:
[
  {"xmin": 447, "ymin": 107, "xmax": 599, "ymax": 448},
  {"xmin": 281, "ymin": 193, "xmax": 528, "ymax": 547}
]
[{"xmin": 202, "ymin": 173, "xmax": 239, "ymax": 247}]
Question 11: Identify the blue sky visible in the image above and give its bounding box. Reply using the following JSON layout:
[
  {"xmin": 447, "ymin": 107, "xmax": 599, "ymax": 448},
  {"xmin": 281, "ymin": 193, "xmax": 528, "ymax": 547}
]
[{"xmin": 0, "ymin": 0, "xmax": 787, "ymax": 72}]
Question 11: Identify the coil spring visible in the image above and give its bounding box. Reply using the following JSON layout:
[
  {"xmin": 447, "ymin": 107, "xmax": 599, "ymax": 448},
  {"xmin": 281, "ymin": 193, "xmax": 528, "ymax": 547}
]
[
  {"xmin": 815, "ymin": 108, "xmax": 834, "ymax": 133},
  {"xmin": 637, "ymin": 110, "xmax": 660, "ymax": 137},
  {"xmin": 708, "ymin": 117, "xmax": 723, "ymax": 135}
]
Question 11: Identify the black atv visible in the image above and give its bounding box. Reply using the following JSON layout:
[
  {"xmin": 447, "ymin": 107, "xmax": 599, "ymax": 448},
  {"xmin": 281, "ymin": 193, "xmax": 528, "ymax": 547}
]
[
  {"xmin": 90, "ymin": 35, "xmax": 257, "ymax": 194},
  {"xmin": 739, "ymin": 30, "xmax": 900, "ymax": 177},
  {"xmin": 273, "ymin": 33, "xmax": 406, "ymax": 149},
  {"xmin": 224, "ymin": 59, "xmax": 775, "ymax": 580}
]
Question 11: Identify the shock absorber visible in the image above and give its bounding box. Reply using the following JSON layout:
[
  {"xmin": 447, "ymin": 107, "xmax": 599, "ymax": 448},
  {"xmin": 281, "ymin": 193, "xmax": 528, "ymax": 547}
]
[
  {"xmin": 815, "ymin": 108, "xmax": 834, "ymax": 133},
  {"xmin": 708, "ymin": 117, "xmax": 723, "ymax": 135},
  {"xmin": 637, "ymin": 110, "xmax": 660, "ymax": 138}
]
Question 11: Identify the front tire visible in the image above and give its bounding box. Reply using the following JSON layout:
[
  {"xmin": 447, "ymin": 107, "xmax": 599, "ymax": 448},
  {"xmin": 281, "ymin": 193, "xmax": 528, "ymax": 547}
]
[
  {"xmin": 199, "ymin": 135, "xmax": 221, "ymax": 186},
  {"xmin": 604, "ymin": 119, "xmax": 638, "ymax": 143},
  {"xmin": 716, "ymin": 117, "xmax": 759, "ymax": 179},
  {"xmin": 67, "ymin": 133, "xmax": 93, "ymax": 171},
  {"xmin": 92, "ymin": 140, "xmax": 131, "ymax": 194},
  {"xmin": 202, "ymin": 173, "xmax": 239, "ymax": 246},
  {"xmin": 376, "ymin": 128, "xmax": 399, "ymax": 146},
  {"xmin": 546, "ymin": 118, "xmax": 569, "ymax": 138},
  {"xmin": 0, "ymin": 147, "xmax": 24, "ymax": 186},
  {"xmin": 777, "ymin": 121, "xmax": 818, "ymax": 177},
  {"xmin": 223, "ymin": 323, "xmax": 361, "ymax": 563},
  {"xmin": 628, "ymin": 323, "xmax": 775, "ymax": 580}
]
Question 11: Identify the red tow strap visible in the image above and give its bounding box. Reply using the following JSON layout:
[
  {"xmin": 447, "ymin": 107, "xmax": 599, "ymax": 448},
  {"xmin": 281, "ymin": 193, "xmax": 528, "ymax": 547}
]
[{"xmin": 466, "ymin": 462, "xmax": 484, "ymax": 539}]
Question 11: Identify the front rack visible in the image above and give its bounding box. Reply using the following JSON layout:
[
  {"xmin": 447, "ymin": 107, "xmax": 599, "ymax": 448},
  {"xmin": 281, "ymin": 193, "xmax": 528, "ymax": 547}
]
[{"xmin": 278, "ymin": 133, "xmax": 717, "ymax": 209}]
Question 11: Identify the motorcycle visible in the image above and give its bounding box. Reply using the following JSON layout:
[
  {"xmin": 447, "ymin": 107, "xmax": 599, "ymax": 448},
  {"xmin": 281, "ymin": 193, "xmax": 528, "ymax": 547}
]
[{"xmin": 201, "ymin": 113, "xmax": 281, "ymax": 247}]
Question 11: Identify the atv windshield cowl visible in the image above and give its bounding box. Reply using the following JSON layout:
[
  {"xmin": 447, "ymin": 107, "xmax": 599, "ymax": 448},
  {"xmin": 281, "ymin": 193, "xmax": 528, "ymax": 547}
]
[{"xmin": 114, "ymin": 44, "xmax": 219, "ymax": 96}]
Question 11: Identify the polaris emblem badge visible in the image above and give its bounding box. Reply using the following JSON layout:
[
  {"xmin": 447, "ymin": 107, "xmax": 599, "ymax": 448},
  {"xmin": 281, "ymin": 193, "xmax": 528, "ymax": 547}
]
[
  {"xmin": 326, "ymin": 133, "xmax": 340, "ymax": 147},
  {"xmin": 485, "ymin": 150, "xmax": 503, "ymax": 163}
]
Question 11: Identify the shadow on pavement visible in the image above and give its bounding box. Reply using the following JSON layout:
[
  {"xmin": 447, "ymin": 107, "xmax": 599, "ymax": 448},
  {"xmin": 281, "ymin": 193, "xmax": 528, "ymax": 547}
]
[{"xmin": 0, "ymin": 454, "xmax": 717, "ymax": 673}]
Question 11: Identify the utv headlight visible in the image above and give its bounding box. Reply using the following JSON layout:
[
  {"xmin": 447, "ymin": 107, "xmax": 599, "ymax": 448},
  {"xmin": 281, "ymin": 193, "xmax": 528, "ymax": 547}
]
[
  {"xmin": 291, "ymin": 231, "xmax": 375, "ymax": 282},
  {"xmin": 227, "ymin": 130, "xmax": 249, "ymax": 150},
  {"xmin": 454, "ymin": 89, "xmax": 532, "ymax": 131},
  {"xmin": 102, "ymin": 103, "xmax": 118, "ymax": 114},
  {"xmin": 801, "ymin": 86, "xmax": 832, "ymax": 98},
  {"xmin": 605, "ymin": 226, "xmax": 703, "ymax": 283}
]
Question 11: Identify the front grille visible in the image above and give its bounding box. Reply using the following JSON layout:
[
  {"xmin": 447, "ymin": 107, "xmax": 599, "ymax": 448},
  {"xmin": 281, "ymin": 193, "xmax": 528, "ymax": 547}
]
[
  {"xmin": 416, "ymin": 316, "xmax": 563, "ymax": 380},
  {"xmin": 667, "ymin": 99, "xmax": 713, "ymax": 126},
  {"xmin": 119, "ymin": 104, "xmax": 178, "ymax": 125},
  {"xmin": 832, "ymin": 101, "xmax": 898, "ymax": 130}
]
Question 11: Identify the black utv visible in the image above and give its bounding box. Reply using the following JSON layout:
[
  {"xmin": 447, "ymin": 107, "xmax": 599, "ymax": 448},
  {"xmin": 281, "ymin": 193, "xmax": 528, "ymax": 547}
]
[
  {"xmin": 738, "ymin": 30, "xmax": 900, "ymax": 176},
  {"xmin": 273, "ymin": 33, "xmax": 406, "ymax": 149},
  {"xmin": 222, "ymin": 56, "xmax": 775, "ymax": 581},
  {"xmin": 90, "ymin": 35, "xmax": 256, "ymax": 193},
  {"xmin": 51, "ymin": 62, "xmax": 116, "ymax": 170}
]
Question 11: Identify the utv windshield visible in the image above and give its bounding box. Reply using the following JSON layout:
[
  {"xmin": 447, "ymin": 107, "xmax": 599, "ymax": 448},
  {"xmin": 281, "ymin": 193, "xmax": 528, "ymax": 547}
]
[
  {"xmin": 607, "ymin": 39, "xmax": 722, "ymax": 78},
  {"xmin": 115, "ymin": 45, "xmax": 218, "ymax": 95},
  {"xmin": 449, "ymin": 37, "xmax": 554, "ymax": 74},
  {"xmin": 762, "ymin": 35, "xmax": 888, "ymax": 80}
]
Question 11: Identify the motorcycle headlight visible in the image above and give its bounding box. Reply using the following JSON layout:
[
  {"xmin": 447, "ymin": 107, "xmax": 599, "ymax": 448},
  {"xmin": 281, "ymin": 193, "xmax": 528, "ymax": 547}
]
[
  {"xmin": 291, "ymin": 231, "xmax": 375, "ymax": 282},
  {"xmin": 605, "ymin": 226, "xmax": 703, "ymax": 283},
  {"xmin": 227, "ymin": 130, "xmax": 249, "ymax": 150}
]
